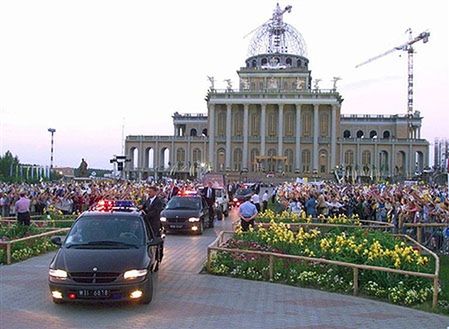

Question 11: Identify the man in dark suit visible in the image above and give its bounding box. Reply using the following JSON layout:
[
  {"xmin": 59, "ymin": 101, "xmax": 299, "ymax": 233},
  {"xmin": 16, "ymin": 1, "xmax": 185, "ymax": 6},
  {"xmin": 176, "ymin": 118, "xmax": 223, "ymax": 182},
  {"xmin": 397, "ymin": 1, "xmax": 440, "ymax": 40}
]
[
  {"xmin": 202, "ymin": 181, "xmax": 215, "ymax": 228},
  {"xmin": 142, "ymin": 186, "xmax": 165, "ymax": 237}
]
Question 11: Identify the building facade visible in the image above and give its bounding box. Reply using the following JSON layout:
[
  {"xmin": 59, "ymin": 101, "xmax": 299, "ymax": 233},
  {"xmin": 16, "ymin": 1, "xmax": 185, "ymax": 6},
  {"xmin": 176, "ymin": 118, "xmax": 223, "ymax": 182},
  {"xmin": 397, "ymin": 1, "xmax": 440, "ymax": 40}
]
[{"xmin": 125, "ymin": 4, "xmax": 429, "ymax": 181}]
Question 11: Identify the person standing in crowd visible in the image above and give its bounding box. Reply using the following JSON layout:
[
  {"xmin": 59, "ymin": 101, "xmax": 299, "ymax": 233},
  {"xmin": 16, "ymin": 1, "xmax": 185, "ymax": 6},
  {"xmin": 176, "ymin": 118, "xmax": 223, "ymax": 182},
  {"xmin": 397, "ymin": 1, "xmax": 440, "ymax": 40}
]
[
  {"xmin": 167, "ymin": 181, "xmax": 179, "ymax": 201},
  {"xmin": 238, "ymin": 196, "xmax": 258, "ymax": 231},
  {"xmin": 202, "ymin": 181, "xmax": 215, "ymax": 228},
  {"xmin": 305, "ymin": 193, "xmax": 317, "ymax": 218},
  {"xmin": 251, "ymin": 192, "xmax": 261, "ymax": 212},
  {"xmin": 262, "ymin": 190, "xmax": 269, "ymax": 213},
  {"xmin": 15, "ymin": 191, "xmax": 31, "ymax": 226},
  {"xmin": 142, "ymin": 186, "xmax": 164, "ymax": 237}
]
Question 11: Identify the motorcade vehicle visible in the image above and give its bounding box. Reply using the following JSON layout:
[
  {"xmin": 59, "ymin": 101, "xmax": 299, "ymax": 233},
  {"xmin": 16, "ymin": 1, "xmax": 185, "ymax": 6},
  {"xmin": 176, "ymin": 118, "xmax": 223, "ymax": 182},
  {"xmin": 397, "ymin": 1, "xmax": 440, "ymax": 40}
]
[
  {"xmin": 48, "ymin": 200, "xmax": 163, "ymax": 304},
  {"xmin": 160, "ymin": 193, "xmax": 212, "ymax": 235},
  {"xmin": 230, "ymin": 185, "xmax": 258, "ymax": 208}
]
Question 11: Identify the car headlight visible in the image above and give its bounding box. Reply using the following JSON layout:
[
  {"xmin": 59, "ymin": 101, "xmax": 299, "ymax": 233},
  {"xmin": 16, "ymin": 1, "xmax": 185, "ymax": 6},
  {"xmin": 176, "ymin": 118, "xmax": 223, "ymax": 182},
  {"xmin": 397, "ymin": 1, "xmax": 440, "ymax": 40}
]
[
  {"xmin": 233, "ymin": 198, "xmax": 238, "ymax": 202},
  {"xmin": 49, "ymin": 269, "xmax": 68, "ymax": 279},
  {"xmin": 124, "ymin": 269, "xmax": 148, "ymax": 280},
  {"xmin": 160, "ymin": 217, "xmax": 167, "ymax": 222},
  {"xmin": 188, "ymin": 217, "xmax": 200, "ymax": 222}
]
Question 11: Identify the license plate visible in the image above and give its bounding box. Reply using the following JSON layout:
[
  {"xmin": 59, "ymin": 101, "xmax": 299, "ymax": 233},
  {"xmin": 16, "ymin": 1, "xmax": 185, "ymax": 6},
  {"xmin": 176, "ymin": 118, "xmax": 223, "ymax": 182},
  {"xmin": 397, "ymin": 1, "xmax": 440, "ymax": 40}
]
[
  {"xmin": 169, "ymin": 224, "xmax": 183, "ymax": 229},
  {"xmin": 78, "ymin": 289, "xmax": 110, "ymax": 298}
]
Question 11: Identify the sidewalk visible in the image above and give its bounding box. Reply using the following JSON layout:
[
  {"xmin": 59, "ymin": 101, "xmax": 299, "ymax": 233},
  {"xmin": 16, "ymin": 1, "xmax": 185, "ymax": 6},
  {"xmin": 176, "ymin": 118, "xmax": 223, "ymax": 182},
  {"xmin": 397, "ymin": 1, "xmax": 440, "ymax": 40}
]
[{"xmin": 0, "ymin": 216, "xmax": 448, "ymax": 329}]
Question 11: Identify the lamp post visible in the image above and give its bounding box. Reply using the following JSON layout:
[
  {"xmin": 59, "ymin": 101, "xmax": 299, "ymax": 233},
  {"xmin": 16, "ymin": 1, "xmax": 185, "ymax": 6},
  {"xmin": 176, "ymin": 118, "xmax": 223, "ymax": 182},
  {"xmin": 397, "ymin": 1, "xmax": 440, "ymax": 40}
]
[{"xmin": 48, "ymin": 128, "xmax": 56, "ymax": 170}]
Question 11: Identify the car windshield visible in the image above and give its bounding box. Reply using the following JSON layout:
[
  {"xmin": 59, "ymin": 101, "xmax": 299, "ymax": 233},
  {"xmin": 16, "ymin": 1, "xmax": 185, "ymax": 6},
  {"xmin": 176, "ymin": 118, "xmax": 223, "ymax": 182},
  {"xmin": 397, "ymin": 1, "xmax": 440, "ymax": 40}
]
[
  {"xmin": 64, "ymin": 215, "xmax": 145, "ymax": 248},
  {"xmin": 236, "ymin": 188, "xmax": 252, "ymax": 196},
  {"xmin": 166, "ymin": 197, "xmax": 201, "ymax": 210}
]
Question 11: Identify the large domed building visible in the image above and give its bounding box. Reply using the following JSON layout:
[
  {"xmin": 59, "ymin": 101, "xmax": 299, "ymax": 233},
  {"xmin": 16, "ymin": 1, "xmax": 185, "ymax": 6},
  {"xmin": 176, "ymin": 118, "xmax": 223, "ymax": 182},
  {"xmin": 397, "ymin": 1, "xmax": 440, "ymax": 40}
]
[{"xmin": 125, "ymin": 4, "xmax": 429, "ymax": 181}]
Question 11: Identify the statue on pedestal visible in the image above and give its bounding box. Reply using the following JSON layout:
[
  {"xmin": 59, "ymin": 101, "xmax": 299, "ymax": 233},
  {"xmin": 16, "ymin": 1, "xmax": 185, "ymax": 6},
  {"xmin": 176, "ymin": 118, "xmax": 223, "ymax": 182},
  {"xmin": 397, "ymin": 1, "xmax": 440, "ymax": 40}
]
[{"xmin": 78, "ymin": 158, "xmax": 88, "ymax": 177}]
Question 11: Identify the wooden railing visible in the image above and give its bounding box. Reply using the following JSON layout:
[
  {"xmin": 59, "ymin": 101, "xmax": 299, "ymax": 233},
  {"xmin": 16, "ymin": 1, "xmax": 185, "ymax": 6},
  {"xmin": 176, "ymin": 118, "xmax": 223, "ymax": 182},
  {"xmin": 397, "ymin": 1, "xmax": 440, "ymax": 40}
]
[
  {"xmin": 207, "ymin": 231, "xmax": 440, "ymax": 308},
  {"xmin": 403, "ymin": 222, "xmax": 449, "ymax": 244},
  {"xmin": 0, "ymin": 228, "xmax": 69, "ymax": 265}
]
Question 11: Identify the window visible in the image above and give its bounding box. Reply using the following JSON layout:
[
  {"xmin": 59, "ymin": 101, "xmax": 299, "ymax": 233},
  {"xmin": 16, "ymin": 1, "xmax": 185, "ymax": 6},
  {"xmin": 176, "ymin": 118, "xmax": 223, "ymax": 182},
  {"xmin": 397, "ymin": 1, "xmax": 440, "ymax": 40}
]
[
  {"xmin": 297, "ymin": 59, "xmax": 302, "ymax": 67},
  {"xmin": 320, "ymin": 112, "xmax": 329, "ymax": 137},
  {"xmin": 250, "ymin": 148, "xmax": 259, "ymax": 171},
  {"xmin": 261, "ymin": 58, "xmax": 268, "ymax": 65},
  {"xmin": 268, "ymin": 110, "xmax": 276, "ymax": 136},
  {"xmin": 285, "ymin": 110, "xmax": 294, "ymax": 136},
  {"xmin": 383, "ymin": 130, "xmax": 390, "ymax": 139},
  {"xmin": 233, "ymin": 148, "xmax": 242, "ymax": 171},
  {"xmin": 369, "ymin": 130, "xmax": 377, "ymax": 138},
  {"xmin": 233, "ymin": 109, "xmax": 243, "ymax": 136},
  {"xmin": 286, "ymin": 57, "xmax": 292, "ymax": 66},
  {"xmin": 302, "ymin": 111, "xmax": 312, "ymax": 137},
  {"xmin": 343, "ymin": 130, "xmax": 351, "ymax": 138},
  {"xmin": 192, "ymin": 148, "xmax": 201, "ymax": 163},
  {"xmin": 217, "ymin": 110, "xmax": 226, "ymax": 136},
  {"xmin": 284, "ymin": 149, "xmax": 293, "ymax": 172},
  {"xmin": 176, "ymin": 148, "xmax": 185, "ymax": 169},
  {"xmin": 362, "ymin": 150, "xmax": 371, "ymax": 165},
  {"xmin": 319, "ymin": 150, "xmax": 328, "ymax": 173},
  {"xmin": 356, "ymin": 130, "xmax": 364, "ymax": 138},
  {"xmin": 190, "ymin": 129, "xmax": 197, "ymax": 137},
  {"xmin": 344, "ymin": 150, "xmax": 354, "ymax": 166},
  {"xmin": 252, "ymin": 60, "xmax": 257, "ymax": 68},
  {"xmin": 250, "ymin": 111, "xmax": 260, "ymax": 136},
  {"xmin": 302, "ymin": 150, "xmax": 311, "ymax": 173}
]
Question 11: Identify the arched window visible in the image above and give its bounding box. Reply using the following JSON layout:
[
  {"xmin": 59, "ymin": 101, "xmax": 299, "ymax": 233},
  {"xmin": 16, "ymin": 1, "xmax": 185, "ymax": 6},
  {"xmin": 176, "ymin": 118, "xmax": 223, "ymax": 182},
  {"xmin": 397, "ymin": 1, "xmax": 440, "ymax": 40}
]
[
  {"xmin": 233, "ymin": 148, "xmax": 242, "ymax": 171},
  {"xmin": 369, "ymin": 130, "xmax": 377, "ymax": 138},
  {"xmin": 201, "ymin": 128, "xmax": 208, "ymax": 137},
  {"xmin": 362, "ymin": 150, "xmax": 371, "ymax": 165},
  {"xmin": 176, "ymin": 148, "xmax": 185, "ymax": 169},
  {"xmin": 302, "ymin": 150, "xmax": 311, "ymax": 173},
  {"xmin": 251, "ymin": 148, "xmax": 260, "ymax": 171},
  {"xmin": 344, "ymin": 150, "xmax": 354, "ymax": 166},
  {"xmin": 252, "ymin": 60, "xmax": 257, "ymax": 68},
  {"xmin": 192, "ymin": 148, "xmax": 201, "ymax": 163},
  {"xmin": 319, "ymin": 149, "xmax": 328, "ymax": 174},
  {"xmin": 343, "ymin": 130, "xmax": 351, "ymax": 138},
  {"xmin": 356, "ymin": 130, "xmax": 364, "ymax": 138},
  {"xmin": 286, "ymin": 57, "xmax": 292, "ymax": 66},
  {"xmin": 261, "ymin": 58, "xmax": 268, "ymax": 66},
  {"xmin": 383, "ymin": 130, "xmax": 391, "ymax": 139},
  {"xmin": 268, "ymin": 148, "xmax": 276, "ymax": 172},
  {"xmin": 190, "ymin": 129, "xmax": 197, "ymax": 137},
  {"xmin": 284, "ymin": 149, "xmax": 293, "ymax": 173},
  {"xmin": 217, "ymin": 148, "xmax": 225, "ymax": 172},
  {"xmin": 297, "ymin": 59, "xmax": 302, "ymax": 67}
]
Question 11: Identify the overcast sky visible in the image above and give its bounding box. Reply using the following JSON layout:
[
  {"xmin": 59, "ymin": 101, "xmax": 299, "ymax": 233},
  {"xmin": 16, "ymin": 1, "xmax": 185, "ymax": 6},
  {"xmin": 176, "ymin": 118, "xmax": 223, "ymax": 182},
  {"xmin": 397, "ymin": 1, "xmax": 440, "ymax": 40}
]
[{"xmin": 0, "ymin": 0, "xmax": 448, "ymax": 169}]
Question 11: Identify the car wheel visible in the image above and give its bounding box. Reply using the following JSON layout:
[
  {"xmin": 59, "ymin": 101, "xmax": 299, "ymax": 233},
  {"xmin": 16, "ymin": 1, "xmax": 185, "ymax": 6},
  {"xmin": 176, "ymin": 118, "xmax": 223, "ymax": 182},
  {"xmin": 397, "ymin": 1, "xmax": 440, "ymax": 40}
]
[
  {"xmin": 141, "ymin": 273, "xmax": 153, "ymax": 304},
  {"xmin": 52, "ymin": 298, "xmax": 64, "ymax": 304}
]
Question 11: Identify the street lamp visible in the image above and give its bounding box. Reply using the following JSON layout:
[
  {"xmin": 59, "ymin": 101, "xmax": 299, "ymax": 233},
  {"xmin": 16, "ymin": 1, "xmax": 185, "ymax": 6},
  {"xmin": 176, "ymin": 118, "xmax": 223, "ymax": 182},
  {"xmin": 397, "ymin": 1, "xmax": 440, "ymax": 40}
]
[{"xmin": 48, "ymin": 128, "xmax": 56, "ymax": 169}]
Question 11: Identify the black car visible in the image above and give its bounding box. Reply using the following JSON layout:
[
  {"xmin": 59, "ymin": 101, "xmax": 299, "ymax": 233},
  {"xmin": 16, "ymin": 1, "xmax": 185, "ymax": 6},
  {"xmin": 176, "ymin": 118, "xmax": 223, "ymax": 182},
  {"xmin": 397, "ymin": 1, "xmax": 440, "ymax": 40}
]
[
  {"xmin": 160, "ymin": 194, "xmax": 211, "ymax": 234},
  {"xmin": 231, "ymin": 187, "xmax": 255, "ymax": 208},
  {"xmin": 48, "ymin": 209, "xmax": 163, "ymax": 304}
]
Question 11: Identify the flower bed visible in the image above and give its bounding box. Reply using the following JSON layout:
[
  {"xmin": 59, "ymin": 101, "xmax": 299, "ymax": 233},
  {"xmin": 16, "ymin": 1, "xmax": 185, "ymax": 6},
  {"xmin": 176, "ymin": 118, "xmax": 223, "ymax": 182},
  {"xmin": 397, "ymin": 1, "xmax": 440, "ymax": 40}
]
[
  {"xmin": 208, "ymin": 223, "xmax": 440, "ymax": 308},
  {"xmin": 257, "ymin": 209, "xmax": 363, "ymax": 225},
  {"xmin": 0, "ymin": 224, "xmax": 69, "ymax": 264}
]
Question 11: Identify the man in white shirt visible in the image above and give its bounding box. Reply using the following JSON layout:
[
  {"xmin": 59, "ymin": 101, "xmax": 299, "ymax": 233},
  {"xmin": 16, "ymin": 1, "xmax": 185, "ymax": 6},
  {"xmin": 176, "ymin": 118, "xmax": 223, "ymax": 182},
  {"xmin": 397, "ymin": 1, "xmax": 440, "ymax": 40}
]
[
  {"xmin": 251, "ymin": 192, "xmax": 261, "ymax": 212},
  {"xmin": 262, "ymin": 190, "xmax": 269, "ymax": 212}
]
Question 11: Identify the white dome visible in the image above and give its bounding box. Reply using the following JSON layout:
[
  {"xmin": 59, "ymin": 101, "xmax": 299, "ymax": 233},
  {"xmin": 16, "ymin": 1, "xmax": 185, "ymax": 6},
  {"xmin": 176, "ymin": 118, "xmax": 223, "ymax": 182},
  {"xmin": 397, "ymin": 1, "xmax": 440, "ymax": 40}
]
[{"xmin": 247, "ymin": 4, "xmax": 307, "ymax": 58}]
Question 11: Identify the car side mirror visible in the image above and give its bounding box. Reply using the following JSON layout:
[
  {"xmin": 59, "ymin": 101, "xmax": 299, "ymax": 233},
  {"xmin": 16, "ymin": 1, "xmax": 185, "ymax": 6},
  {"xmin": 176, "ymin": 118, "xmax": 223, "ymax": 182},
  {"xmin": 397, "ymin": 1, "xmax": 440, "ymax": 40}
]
[
  {"xmin": 148, "ymin": 237, "xmax": 163, "ymax": 246},
  {"xmin": 51, "ymin": 236, "xmax": 62, "ymax": 246}
]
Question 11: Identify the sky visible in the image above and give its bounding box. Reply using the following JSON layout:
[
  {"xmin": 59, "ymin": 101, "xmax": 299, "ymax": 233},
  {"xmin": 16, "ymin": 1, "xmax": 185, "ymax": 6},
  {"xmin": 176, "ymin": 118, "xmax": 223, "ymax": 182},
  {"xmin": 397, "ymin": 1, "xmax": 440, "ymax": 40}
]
[{"xmin": 0, "ymin": 0, "xmax": 448, "ymax": 169}]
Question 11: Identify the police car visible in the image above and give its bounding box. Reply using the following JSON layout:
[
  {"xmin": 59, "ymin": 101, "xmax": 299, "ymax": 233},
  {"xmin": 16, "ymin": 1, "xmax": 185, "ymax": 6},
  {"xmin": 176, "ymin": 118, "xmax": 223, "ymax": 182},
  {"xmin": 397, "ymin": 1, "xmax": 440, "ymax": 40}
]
[
  {"xmin": 160, "ymin": 191, "xmax": 212, "ymax": 234},
  {"xmin": 48, "ymin": 200, "xmax": 163, "ymax": 304}
]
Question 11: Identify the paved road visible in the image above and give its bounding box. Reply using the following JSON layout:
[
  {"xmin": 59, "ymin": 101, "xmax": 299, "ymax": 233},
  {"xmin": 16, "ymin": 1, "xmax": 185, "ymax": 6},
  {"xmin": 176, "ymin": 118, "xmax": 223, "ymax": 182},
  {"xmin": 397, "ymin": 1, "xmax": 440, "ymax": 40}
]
[{"xmin": 1, "ymin": 211, "xmax": 448, "ymax": 329}]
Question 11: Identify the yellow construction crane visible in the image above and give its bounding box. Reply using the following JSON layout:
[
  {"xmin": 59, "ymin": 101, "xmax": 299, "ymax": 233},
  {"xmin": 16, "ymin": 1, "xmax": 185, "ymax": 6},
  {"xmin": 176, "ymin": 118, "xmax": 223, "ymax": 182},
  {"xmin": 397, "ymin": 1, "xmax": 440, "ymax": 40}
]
[{"xmin": 356, "ymin": 29, "xmax": 430, "ymax": 138}]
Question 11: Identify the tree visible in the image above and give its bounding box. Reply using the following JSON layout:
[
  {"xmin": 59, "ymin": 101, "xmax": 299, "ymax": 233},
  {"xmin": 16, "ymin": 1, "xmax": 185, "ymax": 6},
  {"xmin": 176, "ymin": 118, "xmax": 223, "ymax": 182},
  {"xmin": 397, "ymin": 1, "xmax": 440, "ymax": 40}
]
[{"xmin": 0, "ymin": 151, "xmax": 20, "ymax": 182}]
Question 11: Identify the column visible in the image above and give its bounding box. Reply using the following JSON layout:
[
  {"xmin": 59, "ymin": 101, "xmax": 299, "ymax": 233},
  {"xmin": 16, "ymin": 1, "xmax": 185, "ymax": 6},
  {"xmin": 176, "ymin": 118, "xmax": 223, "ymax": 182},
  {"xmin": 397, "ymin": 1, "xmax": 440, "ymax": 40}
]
[
  {"xmin": 225, "ymin": 104, "xmax": 232, "ymax": 170},
  {"xmin": 243, "ymin": 104, "xmax": 249, "ymax": 171},
  {"xmin": 409, "ymin": 143, "xmax": 414, "ymax": 178},
  {"xmin": 313, "ymin": 104, "xmax": 319, "ymax": 172},
  {"xmin": 138, "ymin": 136, "xmax": 143, "ymax": 180},
  {"xmin": 331, "ymin": 105, "xmax": 337, "ymax": 170},
  {"xmin": 278, "ymin": 104, "xmax": 284, "ymax": 156},
  {"xmin": 208, "ymin": 104, "xmax": 215, "ymax": 170},
  {"xmin": 260, "ymin": 104, "xmax": 266, "ymax": 156},
  {"xmin": 295, "ymin": 104, "xmax": 302, "ymax": 173}
]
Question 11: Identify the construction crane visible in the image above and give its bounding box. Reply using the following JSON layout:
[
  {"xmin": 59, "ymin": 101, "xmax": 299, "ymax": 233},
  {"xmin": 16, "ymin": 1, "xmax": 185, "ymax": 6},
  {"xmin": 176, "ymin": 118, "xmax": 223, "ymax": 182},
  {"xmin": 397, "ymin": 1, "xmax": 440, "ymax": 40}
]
[{"xmin": 355, "ymin": 29, "xmax": 430, "ymax": 138}]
